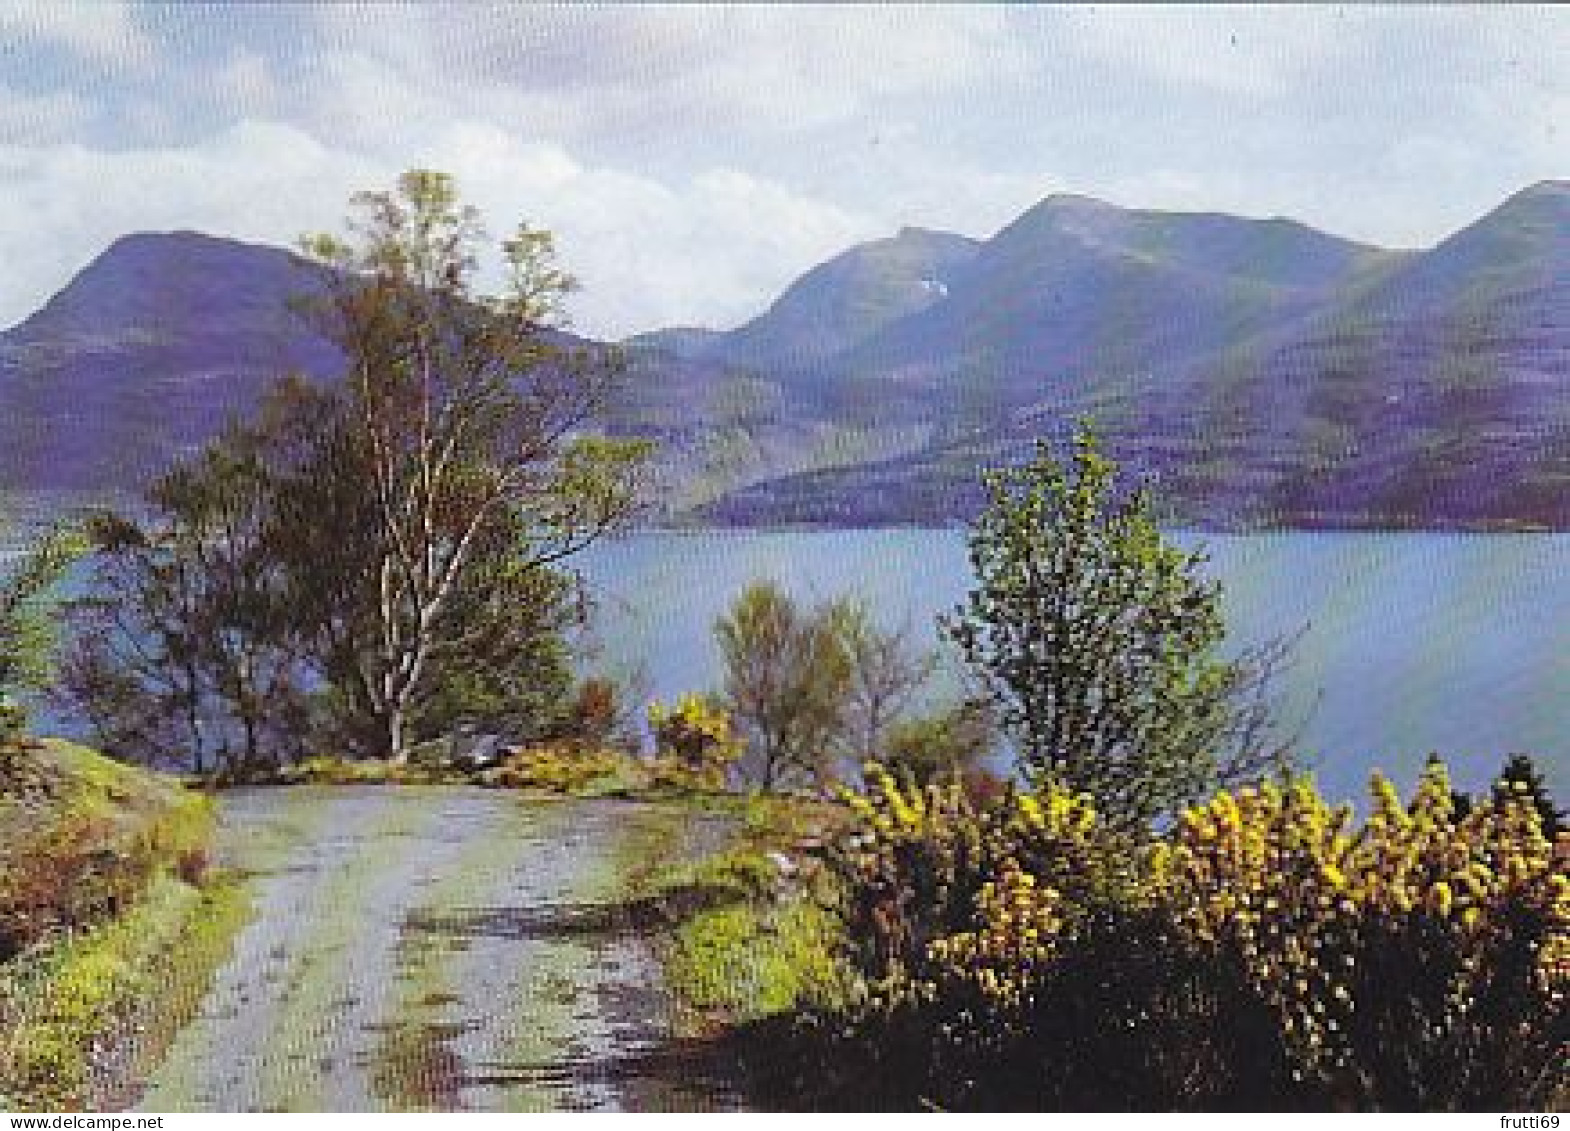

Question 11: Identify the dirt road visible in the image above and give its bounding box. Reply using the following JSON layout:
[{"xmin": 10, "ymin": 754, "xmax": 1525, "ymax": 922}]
[{"xmin": 136, "ymin": 786, "xmax": 742, "ymax": 1112}]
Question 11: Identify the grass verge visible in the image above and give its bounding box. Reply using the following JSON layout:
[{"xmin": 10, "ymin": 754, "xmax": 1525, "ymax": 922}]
[
  {"xmin": 1, "ymin": 739, "xmax": 244, "ymax": 1111},
  {"xmin": 623, "ymin": 795, "xmax": 847, "ymax": 1036},
  {"xmin": 1, "ymin": 740, "xmax": 215, "ymax": 963},
  {"xmin": 0, "ymin": 874, "xmax": 248, "ymax": 1111}
]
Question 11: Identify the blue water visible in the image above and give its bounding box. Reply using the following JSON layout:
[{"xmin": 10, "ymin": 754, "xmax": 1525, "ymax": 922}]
[
  {"xmin": 8, "ymin": 527, "xmax": 1567, "ymax": 807},
  {"xmin": 575, "ymin": 530, "xmax": 1570, "ymax": 807}
]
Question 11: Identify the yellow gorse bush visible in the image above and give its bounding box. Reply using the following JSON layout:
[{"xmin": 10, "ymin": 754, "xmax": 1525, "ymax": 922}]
[
  {"xmin": 925, "ymin": 861, "xmax": 1067, "ymax": 1011},
  {"xmin": 838, "ymin": 763, "xmax": 1127, "ymax": 1008},
  {"xmin": 1149, "ymin": 760, "xmax": 1566, "ymax": 1089},
  {"xmin": 485, "ymin": 743, "xmax": 629, "ymax": 793},
  {"xmin": 648, "ymin": 693, "xmax": 743, "ymax": 789},
  {"xmin": 827, "ymin": 757, "xmax": 1567, "ymax": 1108}
]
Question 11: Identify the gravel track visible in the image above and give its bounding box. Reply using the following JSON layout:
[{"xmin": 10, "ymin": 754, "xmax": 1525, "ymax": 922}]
[{"xmin": 136, "ymin": 786, "xmax": 742, "ymax": 1112}]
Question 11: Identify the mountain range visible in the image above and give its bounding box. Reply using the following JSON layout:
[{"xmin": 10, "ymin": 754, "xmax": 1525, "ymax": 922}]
[{"xmin": 2, "ymin": 180, "xmax": 1566, "ymax": 529}]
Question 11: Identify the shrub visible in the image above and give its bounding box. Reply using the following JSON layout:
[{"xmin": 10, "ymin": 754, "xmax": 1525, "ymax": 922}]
[
  {"xmin": 0, "ymin": 757, "xmax": 214, "ymax": 962},
  {"xmin": 481, "ymin": 743, "xmax": 636, "ymax": 795},
  {"xmin": 944, "ymin": 425, "xmax": 1293, "ymax": 830},
  {"xmin": 715, "ymin": 582, "xmax": 853, "ymax": 793},
  {"xmin": 648, "ymin": 694, "xmax": 743, "ymax": 791},
  {"xmin": 1493, "ymin": 753, "xmax": 1566, "ymax": 838},
  {"xmin": 879, "ymin": 699, "xmax": 995, "ymax": 787},
  {"xmin": 564, "ymin": 677, "xmax": 624, "ymax": 748},
  {"xmin": 279, "ymin": 756, "xmax": 422, "ymax": 786},
  {"xmin": 1149, "ymin": 760, "xmax": 1567, "ymax": 1108},
  {"xmin": 0, "ymin": 737, "xmax": 52, "ymax": 801},
  {"xmin": 0, "ymin": 874, "xmax": 243, "ymax": 1110},
  {"xmin": 0, "ymin": 524, "xmax": 85, "ymax": 747},
  {"xmin": 833, "ymin": 764, "xmax": 1133, "ymax": 994},
  {"xmin": 807, "ymin": 759, "xmax": 1566, "ymax": 1110}
]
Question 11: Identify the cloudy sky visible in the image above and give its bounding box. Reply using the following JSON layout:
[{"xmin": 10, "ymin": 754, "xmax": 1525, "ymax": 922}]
[{"xmin": 0, "ymin": 3, "xmax": 1564, "ymax": 337}]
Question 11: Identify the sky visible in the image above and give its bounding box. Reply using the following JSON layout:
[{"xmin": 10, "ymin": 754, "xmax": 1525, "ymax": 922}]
[{"xmin": 0, "ymin": 3, "xmax": 1564, "ymax": 338}]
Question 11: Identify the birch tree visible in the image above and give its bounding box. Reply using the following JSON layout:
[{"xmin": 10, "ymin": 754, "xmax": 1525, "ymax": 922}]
[
  {"xmin": 295, "ymin": 170, "xmax": 646, "ymax": 760},
  {"xmin": 945, "ymin": 425, "xmax": 1294, "ymax": 829}
]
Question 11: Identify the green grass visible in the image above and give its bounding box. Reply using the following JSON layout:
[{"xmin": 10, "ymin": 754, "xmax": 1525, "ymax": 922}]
[
  {"xmin": 0, "ymin": 739, "xmax": 239, "ymax": 1111},
  {"xmin": 0, "ymin": 874, "xmax": 248, "ymax": 1111},
  {"xmin": 2, "ymin": 740, "xmax": 215, "ymax": 963},
  {"xmin": 621, "ymin": 796, "xmax": 848, "ymax": 1034},
  {"xmin": 664, "ymin": 896, "xmax": 840, "ymax": 1026},
  {"xmin": 106, "ymin": 877, "xmax": 250, "ymax": 1103}
]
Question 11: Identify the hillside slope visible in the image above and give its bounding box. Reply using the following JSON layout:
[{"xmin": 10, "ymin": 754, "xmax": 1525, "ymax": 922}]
[
  {"xmin": 702, "ymin": 182, "xmax": 1569, "ymax": 529},
  {"xmin": 2, "ymin": 184, "xmax": 1565, "ymax": 529}
]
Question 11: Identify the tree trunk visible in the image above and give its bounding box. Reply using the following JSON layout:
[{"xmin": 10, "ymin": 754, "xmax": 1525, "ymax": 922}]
[{"xmin": 386, "ymin": 697, "xmax": 408, "ymax": 764}]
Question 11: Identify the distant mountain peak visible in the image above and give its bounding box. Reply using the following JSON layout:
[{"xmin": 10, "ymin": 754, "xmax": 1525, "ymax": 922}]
[
  {"xmin": 1512, "ymin": 178, "xmax": 1568, "ymax": 200},
  {"xmin": 92, "ymin": 229, "xmax": 302, "ymax": 269},
  {"xmin": 1483, "ymin": 178, "xmax": 1568, "ymax": 221},
  {"xmin": 108, "ymin": 228, "xmax": 245, "ymax": 247},
  {"xmin": 1002, "ymin": 193, "xmax": 1125, "ymax": 236},
  {"xmin": 1034, "ymin": 191, "xmax": 1121, "ymax": 211},
  {"xmin": 891, "ymin": 224, "xmax": 978, "ymax": 248},
  {"xmin": 6, "ymin": 227, "xmax": 324, "ymax": 348},
  {"xmin": 4, "ymin": 182, "xmax": 1565, "ymax": 534},
  {"xmin": 1412, "ymin": 176, "xmax": 1567, "ymax": 274}
]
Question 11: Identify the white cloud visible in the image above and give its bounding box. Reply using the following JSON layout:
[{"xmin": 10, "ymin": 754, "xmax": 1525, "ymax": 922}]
[
  {"xmin": 0, "ymin": 118, "xmax": 877, "ymax": 337},
  {"xmin": 1056, "ymin": 6, "xmax": 1365, "ymax": 98},
  {"xmin": 211, "ymin": 49, "xmax": 279, "ymax": 116},
  {"xmin": 0, "ymin": 3, "xmax": 154, "ymax": 69},
  {"xmin": 303, "ymin": 5, "xmax": 1026, "ymax": 144},
  {"xmin": 0, "ymin": 123, "xmax": 380, "ymax": 330},
  {"xmin": 389, "ymin": 125, "xmax": 880, "ymax": 333},
  {"xmin": 0, "ymin": 5, "xmax": 1562, "ymax": 338},
  {"xmin": 0, "ymin": 88, "xmax": 89, "ymax": 146}
]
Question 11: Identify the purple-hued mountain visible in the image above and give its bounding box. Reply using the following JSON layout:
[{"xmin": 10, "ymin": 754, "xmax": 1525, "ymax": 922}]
[
  {"xmin": 634, "ymin": 225, "xmax": 982, "ymax": 373},
  {"xmin": 2, "ymin": 182, "xmax": 1566, "ymax": 529},
  {"xmin": 0, "ymin": 232, "xmax": 340, "ymax": 490},
  {"xmin": 693, "ymin": 182, "xmax": 1568, "ymax": 529}
]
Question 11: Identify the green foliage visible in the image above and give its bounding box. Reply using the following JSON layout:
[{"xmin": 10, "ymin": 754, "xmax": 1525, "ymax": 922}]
[
  {"xmin": 945, "ymin": 424, "xmax": 1291, "ymax": 830},
  {"xmin": 880, "ymin": 699, "xmax": 996, "ymax": 786},
  {"xmin": 648, "ymin": 693, "xmax": 743, "ymax": 790},
  {"xmin": 0, "ymin": 524, "xmax": 86, "ymax": 742},
  {"xmin": 276, "ymin": 755, "xmax": 440, "ymax": 786},
  {"xmin": 667, "ymin": 896, "xmax": 841, "ymax": 1024},
  {"xmin": 61, "ymin": 170, "xmax": 645, "ymax": 768},
  {"xmin": 627, "ymin": 798, "xmax": 848, "ymax": 1034},
  {"xmin": 1493, "ymin": 753, "xmax": 1565, "ymax": 838},
  {"xmin": 0, "ymin": 876, "xmax": 198, "ymax": 1108},
  {"xmin": 293, "ymin": 168, "xmax": 647, "ymax": 760},
  {"xmin": 479, "ymin": 743, "xmax": 638, "ymax": 796},
  {"xmin": 0, "ymin": 743, "xmax": 213, "ymax": 960},
  {"xmin": 1147, "ymin": 761, "xmax": 1567, "ymax": 1108},
  {"xmin": 832, "ymin": 765, "xmax": 1133, "ymax": 998},
  {"xmin": 716, "ymin": 582, "xmax": 854, "ymax": 792},
  {"xmin": 61, "ymin": 454, "xmax": 311, "ymax": 775},
  {"xmin": 714, "ymin": 585, "xmax": 940, "ymax": 792},
  {"xmin": 806, "ymin": 758, "xmax": 1567, "ymax": 1110},
  {"xmin": 0, "ymin": 874, "xmax": 245, "ymax": 1111},
  {"xmin": 836, "ymin": 602, "xmax": 938, "ymax": 767},
  {"xmin": 403, "ymin": 548, "xmax": 579, "ymax": 744},
  {"xmin": 0, "ymin": 743, "xmax": 225, "ymax": 1110}
]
